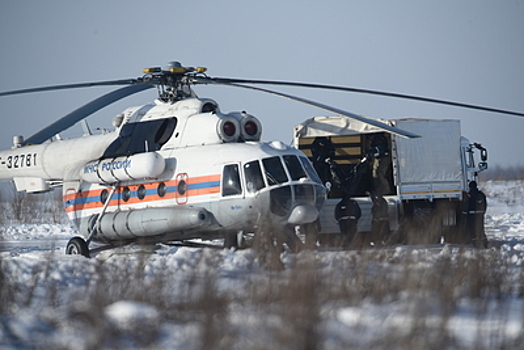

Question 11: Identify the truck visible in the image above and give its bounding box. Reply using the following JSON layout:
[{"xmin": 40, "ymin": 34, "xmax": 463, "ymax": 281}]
[{"xmin": 293, "ymin": 116, "xmax": 488, "ymax": 245}]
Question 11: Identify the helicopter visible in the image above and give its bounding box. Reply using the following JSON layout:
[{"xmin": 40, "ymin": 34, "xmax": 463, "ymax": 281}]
[{"xmin": 0, "ymin": 61, "xmax": 522, "ymax": 257}]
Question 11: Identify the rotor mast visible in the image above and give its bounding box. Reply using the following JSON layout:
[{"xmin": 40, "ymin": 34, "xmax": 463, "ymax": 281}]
[{"xmin": 142, "ymin": 61, "xmax": 208, "ymax": 103}]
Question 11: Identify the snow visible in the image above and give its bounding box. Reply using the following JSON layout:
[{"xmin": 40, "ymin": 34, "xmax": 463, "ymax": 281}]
[
  {"xmin": 105, "ymin": 301, "xmax": 160, "ymax": 330},
  {"xmin": 1, "ymin": 180, "xmax": 524, "ymax": 349}
]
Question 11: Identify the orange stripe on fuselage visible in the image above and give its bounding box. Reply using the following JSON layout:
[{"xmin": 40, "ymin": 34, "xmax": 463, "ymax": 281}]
[{"xmin": 63, "ymin": 175, "xmax": 221, "ymax": 213}]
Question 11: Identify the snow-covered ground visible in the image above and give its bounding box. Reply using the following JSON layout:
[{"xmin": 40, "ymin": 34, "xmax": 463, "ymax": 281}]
[{"xmin": 1, "ymin": 180, "xmax": 523, "ymax": 349}]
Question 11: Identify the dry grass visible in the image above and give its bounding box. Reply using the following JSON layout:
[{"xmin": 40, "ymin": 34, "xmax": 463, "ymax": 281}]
[
  {"xmin": 0, "ymin": 186, "xmax": 67, "ymax": 224},
  {"xmin": 1, "ymin": 242, "xmax": 524, "ymax": 349}
]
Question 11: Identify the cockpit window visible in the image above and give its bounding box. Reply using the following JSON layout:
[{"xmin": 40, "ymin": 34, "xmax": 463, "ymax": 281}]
[
  {"xmin": 244, "ymin": 160, "xmax": 265, "ymax": 193},
  {"xmin": 284, "ymin": 155, "xmax": 307, "ymax": 181},
  {"xmin": 155, "ymin": 118, "xmax": 177, "ymax": 146},
  {"xmin": 300, "ymin": 156, "xmax": 322, "ymax": 184},
  {"xmin": 262, "ymin": 156, "xmax": 288, "ymax": 186},
  {"xmin": 103, "ymin": 118, "xmax": 177, "ymax": 157},
  {"xmin": 222, "ymin": 164, "xmax": 242, "ymax": 196}
]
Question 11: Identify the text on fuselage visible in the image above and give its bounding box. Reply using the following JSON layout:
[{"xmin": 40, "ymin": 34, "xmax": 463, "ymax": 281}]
[{"xmin": 83, "ymin": 159, "xmax": 132, "ymax": 174}]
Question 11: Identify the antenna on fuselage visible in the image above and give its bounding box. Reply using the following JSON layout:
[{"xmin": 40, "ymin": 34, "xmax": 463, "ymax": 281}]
[{"xmin": 81, "ymin": 120, "xmax": 92, "ymax": 136}]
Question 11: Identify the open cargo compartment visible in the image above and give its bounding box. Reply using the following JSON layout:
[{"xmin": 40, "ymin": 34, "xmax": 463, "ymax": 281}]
[{"xmin": 294, "ymin": 116, "xmax": 468, "ymax": 238}]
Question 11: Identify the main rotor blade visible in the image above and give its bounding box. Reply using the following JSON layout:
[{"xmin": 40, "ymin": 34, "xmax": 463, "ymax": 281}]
[
  {"xmin": 0, "ymin": 79, "xmax": 141, "ymax": 97},
  {"xmin": 199, "ymin": 77, "xmax": 524, "ymax": 118},
  {"xmin": 23, "ymin": 83, "xmax": 153, "ymax": 145},
  {"xmin": 194, "ymin": 78, "xmax": 419, "ymax": 139}
]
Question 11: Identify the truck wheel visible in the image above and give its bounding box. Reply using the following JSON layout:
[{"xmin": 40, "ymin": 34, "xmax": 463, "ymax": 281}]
[
  {"xmin": 404, "ymin": 214, "xmax": 441, "ymax": 245},
  {"xmin": 66, "ymin": 237, "xmax": 90, "ymax": 258},
  {"xmin": 443, "ymin": 225, "xmax": 470, "ymax": 244}
]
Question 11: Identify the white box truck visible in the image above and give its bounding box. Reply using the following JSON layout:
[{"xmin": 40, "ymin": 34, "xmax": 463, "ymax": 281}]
[{"xmin": 294, "ymin": 116, "xmax": 488, "ymax": 245}]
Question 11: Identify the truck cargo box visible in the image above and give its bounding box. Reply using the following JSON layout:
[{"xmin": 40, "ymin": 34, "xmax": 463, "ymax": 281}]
[{"xmin": 392, "ymin": 119, "xmax": 464, "ymax": 201}]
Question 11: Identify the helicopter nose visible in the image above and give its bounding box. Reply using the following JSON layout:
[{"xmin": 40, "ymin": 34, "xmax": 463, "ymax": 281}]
[{"xmin": 288, "ymin": 204, "xmax": 318, "ymax": 225}]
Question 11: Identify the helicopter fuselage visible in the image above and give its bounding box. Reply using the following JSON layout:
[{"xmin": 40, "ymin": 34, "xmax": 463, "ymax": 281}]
[
  {"xmin": 0, "ymin": 97, "xmax": 326, "ymax": 247},
  {"xmin": 67, "ymin": 141, "xmax": 325, "ymax": 245}
]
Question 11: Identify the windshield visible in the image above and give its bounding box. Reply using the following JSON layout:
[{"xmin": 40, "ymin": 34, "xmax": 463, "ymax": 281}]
[
  {"xmin": 262, "ymin": 156, "xmax": 288, "ymax": 186},
  {"xmin": 284, "ymin": 155, "xmax": 307, "ymax": 180},
  {"xmin": 260, "ymin": 155, "xmax": 322, "ymax": 188},
  {"xmin": 299, "ymin": 156, "xmax": 322, "ymax": 184}
]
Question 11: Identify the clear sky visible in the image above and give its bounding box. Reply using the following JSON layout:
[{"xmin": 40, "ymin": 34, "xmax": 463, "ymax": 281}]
[{"xmin": 1, "ymin": 0, "xmax": 523, "ymax": 167}]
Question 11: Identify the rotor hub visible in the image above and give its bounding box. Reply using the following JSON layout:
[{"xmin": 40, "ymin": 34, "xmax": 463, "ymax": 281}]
[{"xmin": 141, "ymin": 61, "xmax": 208, "ymax": 103}]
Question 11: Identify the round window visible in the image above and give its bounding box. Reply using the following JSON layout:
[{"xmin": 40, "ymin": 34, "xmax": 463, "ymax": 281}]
[
  {"xmin": 100, "ymin": 189, "xmax": 109, "ymax": 204},
  {"xmin": 157, "ymin": 182, "xmax": 167, "ymax": 197},
  {"xmin": 137, "ymin": 185, "xmax": 147, "ymax": 200},
  {"xmin": 177, "ymin": 180, "xmax": 187, "ymax": 195},
  {"xmin": 122, "ymin": 187, "xmax": 131, "ymax": 202}
]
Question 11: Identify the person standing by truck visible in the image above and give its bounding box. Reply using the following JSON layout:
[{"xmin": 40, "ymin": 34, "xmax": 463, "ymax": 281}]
[
  {"xmin": 463, "ymin": 181, "xmax": 488, "ymax": 248},
  {"xmin": 367, "ymin": 134, "xmax": 390, "ymax": 196},
  {"xmin": 311, "ymin": 136, "xmax": 336, "ymax": 186},
  {"xmin": 370, "ymin": 193, "xmax": 390, "ymax": 245},
  {"xmin": 335, "ymin": 194, "xmax": 361, "ymax": 248}
]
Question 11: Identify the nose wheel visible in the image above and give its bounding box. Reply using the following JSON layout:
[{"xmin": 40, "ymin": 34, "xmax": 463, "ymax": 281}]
[{"xmin": 65, "ymin": 236, "xmax": 90, "ymax": 258}]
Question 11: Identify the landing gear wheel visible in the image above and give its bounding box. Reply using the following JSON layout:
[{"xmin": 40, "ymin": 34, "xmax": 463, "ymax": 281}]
[
  {"xmin": 284, "ymin": 228, "xmax": 304, "ymax": 253},
  {"xmin": 302, "ymin": 222, "xmax": 319, "ymax": 250},
  {"xmin": 224, "ymin": 232, "xmax": 246, "ymax": 249},
  {"xmin": 224, "ymin": 232, "xmax": 239, "ymax": 249},
  {"xmin": 66, "ymin": 237, "xmax": 90, "ymax": 258}
]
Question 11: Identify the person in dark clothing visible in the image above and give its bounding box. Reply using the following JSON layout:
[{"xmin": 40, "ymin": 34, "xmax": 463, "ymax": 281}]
[
  {"xmin": 462, "ymin": 181, "xmax": 488, "ymax": 248},
  {"xmin": 335, "ymin": 194, "xmax": 361, "ymax": 247},
  {"xmin": 311, "ymin": 136, "xmax": 336, "ymax": 186},
  {"xmin": 370, "ymin": 194, "xmax": 390, "ymax": 245},
  {"xmin": 367, "ymin": 134, "xmax": 390, "ymax": 196}
]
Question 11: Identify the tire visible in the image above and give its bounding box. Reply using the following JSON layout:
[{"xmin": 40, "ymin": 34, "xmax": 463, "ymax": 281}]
[
  {"xmin": 300, "ymin": 219, "xmax": 320, "ymax": 250},
  {"xmin": 284, "ymin": 229, "xmax": 304, "ymax": 253},
  {"xmin": 224, "ymin": 232, "xmax": 239, "ymax": 249},
  {"xmin": 303, "ymin": 221, "xmax": 319, "ymax": 250},
  {"xmin": 66, "ymin": 237, "xmax": 90, "ymax": 258}
]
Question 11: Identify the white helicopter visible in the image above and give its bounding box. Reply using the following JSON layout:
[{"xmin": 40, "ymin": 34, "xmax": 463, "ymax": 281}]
[{"xmin": 0, "ymin": 62, "xmax": 521, "ymax": 257}]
